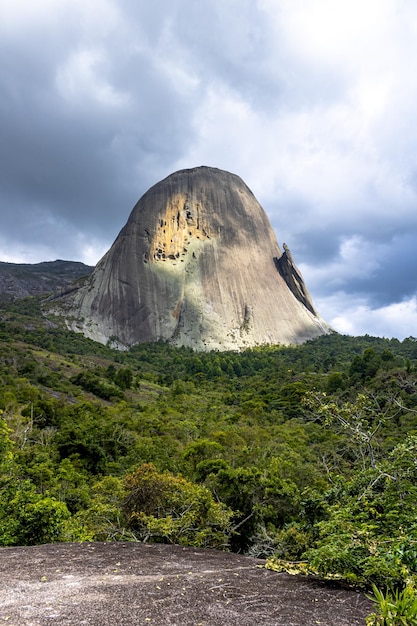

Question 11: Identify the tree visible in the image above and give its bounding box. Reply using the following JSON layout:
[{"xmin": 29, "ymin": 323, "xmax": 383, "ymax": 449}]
[
  {"xmin": 305, "ymin": 436, "xmax": 417, "ymax": 588},
  {"xmin": 2, "ymin": 486, "xmax": 70, "ymax": 545},
  {"xmin": 123, "ymin": 463, "xmax": 234, "ymax": 548},
  {"xmin": 0, "ymin": 430, "xmax": 70, "ymax": 547},
  {"xmin": 114, "ymin": 368, "xmax": 133, "ymax": 391},
  {"xmin": 70, "ymin": 476, "xmax": 127, "ymax": 542}
]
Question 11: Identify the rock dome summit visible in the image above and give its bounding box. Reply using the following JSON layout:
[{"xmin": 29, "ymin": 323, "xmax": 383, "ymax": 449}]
[{"xmin": 50, "ymin": 166, "xmax": 332, "ymax": 350}]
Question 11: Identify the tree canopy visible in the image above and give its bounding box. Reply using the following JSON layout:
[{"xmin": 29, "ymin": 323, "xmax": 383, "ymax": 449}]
[{"xmin": 1, "ymin": 296, "xmax": 417, "ymax": 595}]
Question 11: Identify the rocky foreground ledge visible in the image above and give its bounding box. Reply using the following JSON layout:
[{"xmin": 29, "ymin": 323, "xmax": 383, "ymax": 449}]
[{"xmin": 0, "ymin": 542, "xmax": 372, "ymax": 625}]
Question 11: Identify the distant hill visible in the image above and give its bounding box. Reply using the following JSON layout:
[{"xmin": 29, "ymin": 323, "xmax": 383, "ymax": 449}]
[{"xmin": 0, "ymin": 259, "xmax": 93, "ymax": 303}]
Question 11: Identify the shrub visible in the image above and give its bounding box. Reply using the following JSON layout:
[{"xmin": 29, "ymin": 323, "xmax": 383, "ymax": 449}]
[{"xmin": 123, "ymin": 463, "xmax": 234, "ymax": 548}]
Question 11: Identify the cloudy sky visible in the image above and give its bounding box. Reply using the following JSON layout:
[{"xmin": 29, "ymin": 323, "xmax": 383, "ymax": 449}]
[{"xmin": 1, "ymin": 0, "xmax": 417, "ymax": 340}]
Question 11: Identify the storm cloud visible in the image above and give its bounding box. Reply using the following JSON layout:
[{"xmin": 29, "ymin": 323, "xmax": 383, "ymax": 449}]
[{"xmin": 1, "ymin": 0, "xmax": 417, "ymax": 339}]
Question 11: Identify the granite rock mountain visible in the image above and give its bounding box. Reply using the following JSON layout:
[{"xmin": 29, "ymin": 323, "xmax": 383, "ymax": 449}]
[{"xmin": 50, "ymin": 167, "xmax": 331, "ymax": 350}]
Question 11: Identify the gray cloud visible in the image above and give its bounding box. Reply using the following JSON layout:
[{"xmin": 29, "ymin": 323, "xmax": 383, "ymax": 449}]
[{"xmin": 1, "ymin": 0, "xmax": 417, "ymax": 337}]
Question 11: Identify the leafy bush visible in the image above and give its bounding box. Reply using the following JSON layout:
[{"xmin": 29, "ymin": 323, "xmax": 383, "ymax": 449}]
[
  {"xmin": 305, "ymin": 437, "xmax": 417, "ymax": 587},
  {"xmin": 0, "ymin": 481, "xmax": 70, "ymax": 545},
  {"xmin": 123, "ymin": 463, "xmax": 234, "ymax": 548},
  {"xmin": 70, "ymin": 371, "xmax": 124, "ymax": 400}
]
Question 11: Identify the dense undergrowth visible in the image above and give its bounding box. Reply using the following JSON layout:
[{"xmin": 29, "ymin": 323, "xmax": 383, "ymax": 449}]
[{"xmin": 1, "ymin": 295, "xmax": 417, "ymax": 600}]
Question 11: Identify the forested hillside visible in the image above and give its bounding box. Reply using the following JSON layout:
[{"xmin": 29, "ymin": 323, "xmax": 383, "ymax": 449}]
[
  {"xmin": 1, "ymin": 295, "xmax": 417, "ymax": 598},
  {"xmin": 0, "ymin": 260, "xmax": 92, "ymax": 302}
]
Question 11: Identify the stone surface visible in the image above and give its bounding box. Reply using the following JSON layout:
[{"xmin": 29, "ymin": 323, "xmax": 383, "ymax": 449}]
[
  {"xmin": 49, "ymin": 167, "xmax": 331, "ymax": 351},
  {"xmin": 0, "ymin": 542, "xmax": 373, "ymax": 625}
]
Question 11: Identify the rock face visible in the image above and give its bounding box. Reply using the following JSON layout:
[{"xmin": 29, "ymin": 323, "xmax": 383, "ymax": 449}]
[{"xmin": 50, "ymin": 167, "xmax": 331, "ymax": 350}]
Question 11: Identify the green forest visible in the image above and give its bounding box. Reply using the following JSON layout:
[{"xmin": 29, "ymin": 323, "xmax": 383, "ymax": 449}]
[{"xmin": 1, "ymin": 295, "xmax": 417, "ymax": 601}]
